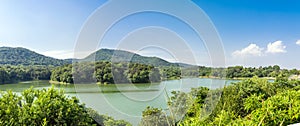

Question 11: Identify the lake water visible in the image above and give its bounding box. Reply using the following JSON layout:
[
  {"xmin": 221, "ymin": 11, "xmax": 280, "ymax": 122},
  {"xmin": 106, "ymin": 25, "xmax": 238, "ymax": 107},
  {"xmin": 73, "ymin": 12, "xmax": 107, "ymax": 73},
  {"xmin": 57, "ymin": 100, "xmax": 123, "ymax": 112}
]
[{"xmin": 0, "ymin": 78, "xmax": 238, "ymax": 125}]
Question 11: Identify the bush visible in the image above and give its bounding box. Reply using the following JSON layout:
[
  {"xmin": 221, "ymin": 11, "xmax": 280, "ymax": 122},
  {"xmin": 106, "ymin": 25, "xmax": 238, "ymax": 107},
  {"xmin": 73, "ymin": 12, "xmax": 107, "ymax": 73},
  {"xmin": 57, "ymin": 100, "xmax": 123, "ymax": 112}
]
[
  {"xmin": 158, "ymin": 77, "xmax": 300, "ymax": 125},
  {"xmin": 0, "ymin": 87, "xmax": 131, "ymax": 126}
]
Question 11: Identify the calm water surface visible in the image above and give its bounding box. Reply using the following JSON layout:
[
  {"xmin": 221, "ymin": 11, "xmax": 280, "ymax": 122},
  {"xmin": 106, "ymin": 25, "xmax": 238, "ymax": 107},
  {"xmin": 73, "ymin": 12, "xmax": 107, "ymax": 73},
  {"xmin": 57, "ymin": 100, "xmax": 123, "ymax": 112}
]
[{"xmin": 0, "ymin": 78, "xmax": 238, "ymax": 125}]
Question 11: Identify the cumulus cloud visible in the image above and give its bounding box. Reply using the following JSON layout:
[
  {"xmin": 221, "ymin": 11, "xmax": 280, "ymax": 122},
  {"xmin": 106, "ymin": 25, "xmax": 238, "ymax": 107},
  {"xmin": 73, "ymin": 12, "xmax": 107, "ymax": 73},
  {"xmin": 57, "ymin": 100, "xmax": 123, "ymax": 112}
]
[
  {"xmin": 232, "ymin": 44, "xmax": 263, "ymax": 57},
  {"xmin": 232, "ymin": 40, "xmax": 287, "ymax": 58},
  {"xmin": 266, "ymin": 40, "xmax": 286, "ymax": 54},
  {"xmin": 296, "ymin": 40, "xmax": 300, "ymax": 46}
]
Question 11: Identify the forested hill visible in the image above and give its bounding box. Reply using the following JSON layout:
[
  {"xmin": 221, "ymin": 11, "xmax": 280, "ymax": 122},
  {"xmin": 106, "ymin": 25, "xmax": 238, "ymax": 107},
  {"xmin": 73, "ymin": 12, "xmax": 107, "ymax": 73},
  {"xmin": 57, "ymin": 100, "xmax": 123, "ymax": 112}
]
[
  {"xmin": 0, "ymin": 47, "xmax": 69, "ymax": 66},
  {"xmin": 0, "ymin": 47, "xmax": 191, "ymax": 67},
  {"xmin": 84, "ymin": 48, "xmax": 180, "ymax": 67}
]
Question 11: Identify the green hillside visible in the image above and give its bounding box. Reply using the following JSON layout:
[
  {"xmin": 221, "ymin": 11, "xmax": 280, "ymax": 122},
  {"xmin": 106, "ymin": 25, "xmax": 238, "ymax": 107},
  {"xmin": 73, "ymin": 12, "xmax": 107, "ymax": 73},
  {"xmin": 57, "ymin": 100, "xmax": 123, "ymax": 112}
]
[
  {"xmin": 0, "ymin": 47, "xmax": 69, "ymax": 66},
  {"xmin": 0, "ymin": 47, "xmax": 193, "ymax": 67},
  {"xmin": 84, "ymin": 48, "xmax": 178, "ymax": 67}
]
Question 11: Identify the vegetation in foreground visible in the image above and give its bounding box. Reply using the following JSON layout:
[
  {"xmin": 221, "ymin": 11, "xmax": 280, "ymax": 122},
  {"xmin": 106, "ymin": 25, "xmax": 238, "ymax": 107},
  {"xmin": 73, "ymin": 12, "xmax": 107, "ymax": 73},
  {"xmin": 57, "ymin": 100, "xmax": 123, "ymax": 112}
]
[
  {"xmin": 0, "ymin": 87, "xmax": 131, "ymax": 126},
  {"xmin": 140, "ymin": 76, "xmax": 300, "ymax": 125}
]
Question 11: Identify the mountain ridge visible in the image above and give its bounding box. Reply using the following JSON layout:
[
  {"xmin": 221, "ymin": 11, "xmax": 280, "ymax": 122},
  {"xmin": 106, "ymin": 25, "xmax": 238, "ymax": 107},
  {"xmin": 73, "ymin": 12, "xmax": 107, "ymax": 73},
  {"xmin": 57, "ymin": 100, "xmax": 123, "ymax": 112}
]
[
  {"xmin": 0, "ymin": 47, "xmax": 194, "ymax": 67},
  {"xmin": 0, "ymin": 47, "xmax": 69, "ymax": 66},
  {"xmin": 83, "ymin": 48, "xmax": 176, "ymax": 66}
]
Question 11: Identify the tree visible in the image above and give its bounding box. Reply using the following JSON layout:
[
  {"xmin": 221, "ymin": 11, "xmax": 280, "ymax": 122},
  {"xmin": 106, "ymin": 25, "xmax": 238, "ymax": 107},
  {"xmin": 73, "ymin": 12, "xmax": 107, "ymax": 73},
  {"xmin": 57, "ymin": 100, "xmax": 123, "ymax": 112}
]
[
  {"xmin": 139, "ymin": 106, "xmax": 170, "ymax": 126},
  {"xmin": 0, "ymin": 87, "xmax": 132, "ymax": 126},
  {"xmin": 0, "ymin": 68, "xmax": 9, "ymax": 84},
  {"xmin": 0, "ymin": 87, "xmax": 95, "ymax": 125}
]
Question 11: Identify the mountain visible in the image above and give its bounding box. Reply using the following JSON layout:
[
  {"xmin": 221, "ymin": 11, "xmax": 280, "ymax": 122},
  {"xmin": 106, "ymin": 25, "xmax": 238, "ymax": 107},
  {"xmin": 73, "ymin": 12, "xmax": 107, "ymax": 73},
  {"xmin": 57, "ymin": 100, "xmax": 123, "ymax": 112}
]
[
  {"xmin": 177, "ymin": 63, "xmax": 196, "ymax": 68},
  {"xmin": 84, "ymin": 49, "xmax": 177, "ymax": 67},
  {"xmin": 0, "ymin": 47, "xmax": 194, "ymax": 67},
  {"xmin": 0, "ymin": 47, "xmax": 69, "ymax": 66}
]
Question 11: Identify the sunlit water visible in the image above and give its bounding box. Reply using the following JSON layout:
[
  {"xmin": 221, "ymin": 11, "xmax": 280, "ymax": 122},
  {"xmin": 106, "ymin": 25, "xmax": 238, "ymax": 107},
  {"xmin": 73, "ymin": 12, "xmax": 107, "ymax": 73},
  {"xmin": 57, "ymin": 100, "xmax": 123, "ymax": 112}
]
[{"xmin": 0, "ymin": 78, "xmax": 238, "ymax": 125}]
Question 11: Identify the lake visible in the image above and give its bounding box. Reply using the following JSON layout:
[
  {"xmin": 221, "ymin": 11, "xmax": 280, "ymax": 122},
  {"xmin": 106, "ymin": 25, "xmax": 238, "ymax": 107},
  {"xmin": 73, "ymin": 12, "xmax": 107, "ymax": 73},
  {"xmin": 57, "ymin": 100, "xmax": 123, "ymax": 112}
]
[{"xmin": 0, "ymin": 78, "xmax": 238, "ymax": 125}]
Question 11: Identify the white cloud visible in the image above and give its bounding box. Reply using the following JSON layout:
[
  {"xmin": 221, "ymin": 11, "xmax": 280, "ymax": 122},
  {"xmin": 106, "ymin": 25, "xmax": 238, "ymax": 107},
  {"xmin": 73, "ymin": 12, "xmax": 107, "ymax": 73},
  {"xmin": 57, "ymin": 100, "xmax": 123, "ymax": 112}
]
[
  {"xmin": 232, "ymin": 44, "xmax": 263, "ymax": 57},
  {"xmin": 266, "ymin": 40, "xmax": 286, "ymax": 54},
  {"xmin": 296, "ymin": 40, "xmax": 300, "ymax": 46},
  {"xmin": 41, "ymin": 50, "xmax": 74, "ymax": 59}
]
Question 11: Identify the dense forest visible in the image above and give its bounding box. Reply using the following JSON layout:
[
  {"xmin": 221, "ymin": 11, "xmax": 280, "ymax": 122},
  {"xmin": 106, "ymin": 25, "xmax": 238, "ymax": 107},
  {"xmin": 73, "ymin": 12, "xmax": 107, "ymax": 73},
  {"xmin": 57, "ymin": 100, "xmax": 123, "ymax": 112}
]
[
  {"xmin": 0, "ymin": 65, "xmax": 52, "ymax": 84},
  {"xmin": 0, "ymin": 47, "xmax": 69, "ymax": 66},
  {"xmin": 50, "ymin": 62, "xmax": 162, "ymax": 84},
  {"xmin": 0, "ymin": 61, "xmax": 299, "ymax": 85},
  {"xmin": 140, "ymin": 76, "xmax": 300, "ymax": 125},
  {"xmin": 84, "ymin": 49, "xmax": 177, "ymax": 67},
  {"xmin": 202, "ymin": 65, "xmax": 298, "ymax": 79}
]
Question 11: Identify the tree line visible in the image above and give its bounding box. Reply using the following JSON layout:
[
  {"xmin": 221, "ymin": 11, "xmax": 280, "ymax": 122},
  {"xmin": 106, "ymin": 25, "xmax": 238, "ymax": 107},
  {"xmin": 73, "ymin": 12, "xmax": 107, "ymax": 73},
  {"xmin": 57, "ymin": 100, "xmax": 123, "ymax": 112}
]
[
  {"xmin": 0, "ymin": 65, "xmax": 52, "ymax": 84},
  {"xmin": 140, "ymin": 76, "xmax": 300, "ymax": 125},
  {"xmin": 50, "ymin": 62, "xmax": 162, "ymax": 84},
  {"xmin": 1, "ymin": 63, "xmax": 300, "ymax": 85},
  {"xmin": 197, "ymin": 65, "xmax": 299, "ymax": 79}
]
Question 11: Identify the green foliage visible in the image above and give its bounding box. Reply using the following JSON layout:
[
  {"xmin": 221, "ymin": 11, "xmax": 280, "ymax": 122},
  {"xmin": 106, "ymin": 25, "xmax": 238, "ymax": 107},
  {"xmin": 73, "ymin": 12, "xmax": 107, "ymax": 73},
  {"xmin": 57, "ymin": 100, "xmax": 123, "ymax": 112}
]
[
  {"xmin": 139, "ymin": 106, "xmax": 170, "ymax": 126},
  {"xmin": 140, "ymin": 87, "xmax": 210, "ymax": 125},
  {"xmin": 145, "ymin": 77, "xmax": 300, "ymax": 126},
  {"xmin": 0, "ymin": 65, "xmax": 52, "ymax": 84},
  {"xmin": 0, "ymin": 87, "xmax": 131, "ymax": 126},
  {"xmin": 247, "ymin": 90, "xmax": 300, "ymax": 125},
  {"xmin": 167, "ymin": 91, "xmax": 191, "ymax": 124},
  {"xmin": 126, "ymin": 63, "xmax": 161, "ymax": 83},
  {"xmin": 87, "ymin": 108, "xmax": 131, "ymax": 126},
  {"xmin": 160, "ymin": 66, "xmax": 181, "ymax": 80},
  {"xmin": 198, "ymin": 66, "xmax": 212, "ymax": 77},
  {"xmin": 224, "ymin": 65, "xmax": 296, "ymax": 79},
  {"xmin": 51, "ymin": 61, "xmax": 162, "ymax": 84},
  {"xmin": 0, "ymin": 87, "xmax": 94, "ymax": 125},
  {"xmin": 195, "ymin": 65, "xmax": 298, "ymax": 79}
]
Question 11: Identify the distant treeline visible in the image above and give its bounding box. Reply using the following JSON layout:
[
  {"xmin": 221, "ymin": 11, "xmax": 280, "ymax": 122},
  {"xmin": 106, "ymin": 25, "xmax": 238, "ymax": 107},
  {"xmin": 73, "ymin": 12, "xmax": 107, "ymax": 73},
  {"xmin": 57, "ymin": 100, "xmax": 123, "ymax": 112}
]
[
  {"xmin": 0, "ymin": 65, "xmax": 52, "ymax": 84},
  {"xmin": 162, "ymin": 65, "xmax": 299, "ymax": 79},
  {"xmin": 208, "ymin": 65, "xmax": 299, "ymax": 78},
  {"xmin": 1, "ymin": 62, "xmax": 300, "ymax": 84},
  {"xmin": 51, "ymin": 62, "xmax": 300, "ymax": 84}
]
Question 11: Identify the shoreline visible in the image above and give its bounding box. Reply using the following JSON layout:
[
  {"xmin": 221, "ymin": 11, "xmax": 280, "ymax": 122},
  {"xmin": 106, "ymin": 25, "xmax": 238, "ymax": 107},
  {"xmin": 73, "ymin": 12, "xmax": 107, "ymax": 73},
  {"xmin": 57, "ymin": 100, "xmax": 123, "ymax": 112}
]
[
  {"xmin": 49, "ymin": 80, "xmax": 72, "ymax": 85},
  {"xmin": 2, "ymin": 76, "xmax": 276, "ymax": 86},
  {"xmin": 51, "ymin": 76, "xmax": 276, "ymax": 85},
  {"xmin": 199, "ymin": 76, "xmax": 276, "ymax": 80}
]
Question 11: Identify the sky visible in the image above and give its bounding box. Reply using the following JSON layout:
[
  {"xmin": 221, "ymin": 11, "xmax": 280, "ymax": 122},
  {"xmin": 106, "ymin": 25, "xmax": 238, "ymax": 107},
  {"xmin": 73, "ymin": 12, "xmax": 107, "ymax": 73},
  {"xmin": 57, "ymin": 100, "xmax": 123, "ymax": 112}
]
[{"xmin": 0, "ymin": 0, "xmax": 300, "ymax": 69}]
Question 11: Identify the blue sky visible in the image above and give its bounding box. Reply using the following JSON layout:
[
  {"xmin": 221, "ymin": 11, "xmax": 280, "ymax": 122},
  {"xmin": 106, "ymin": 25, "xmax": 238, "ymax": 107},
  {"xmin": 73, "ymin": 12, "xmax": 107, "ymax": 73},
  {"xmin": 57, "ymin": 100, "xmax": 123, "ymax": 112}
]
[{"xmin": 0, "ymin": 0, "xmax": 300, "ymax": 69}]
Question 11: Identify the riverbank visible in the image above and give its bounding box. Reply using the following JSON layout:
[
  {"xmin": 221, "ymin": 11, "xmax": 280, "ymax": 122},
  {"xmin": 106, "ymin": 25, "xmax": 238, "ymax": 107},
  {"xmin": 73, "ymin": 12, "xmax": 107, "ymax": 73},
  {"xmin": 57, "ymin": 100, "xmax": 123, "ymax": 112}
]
[
  {"xmin": 49, "ymin": 80, "xmax": 72, "ymax": 85},
  {"xmin": 199, "ymin": 76, "xmax": 276, "ymax": 80}
]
